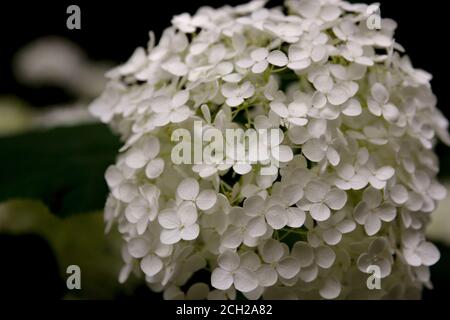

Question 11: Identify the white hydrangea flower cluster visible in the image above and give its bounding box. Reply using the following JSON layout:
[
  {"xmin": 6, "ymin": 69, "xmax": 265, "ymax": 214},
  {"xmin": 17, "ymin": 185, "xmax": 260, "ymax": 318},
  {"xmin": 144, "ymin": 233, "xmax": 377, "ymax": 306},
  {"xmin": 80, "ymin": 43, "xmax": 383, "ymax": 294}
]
[{"xmin": 90, "ymin": 0, "xmax": 450, "ymax": 299}]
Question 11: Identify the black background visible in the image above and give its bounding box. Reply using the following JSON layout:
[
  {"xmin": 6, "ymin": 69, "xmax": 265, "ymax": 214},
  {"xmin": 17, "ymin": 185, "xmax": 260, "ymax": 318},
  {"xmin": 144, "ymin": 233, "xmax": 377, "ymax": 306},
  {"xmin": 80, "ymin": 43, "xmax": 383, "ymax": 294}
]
[
  {"xmin": 0, "ymin": 0, "xmax": 449, "ymax": 300},
  {"xmin": 0, "ymin": 0, "xmax": 449, "ymax": 120}
]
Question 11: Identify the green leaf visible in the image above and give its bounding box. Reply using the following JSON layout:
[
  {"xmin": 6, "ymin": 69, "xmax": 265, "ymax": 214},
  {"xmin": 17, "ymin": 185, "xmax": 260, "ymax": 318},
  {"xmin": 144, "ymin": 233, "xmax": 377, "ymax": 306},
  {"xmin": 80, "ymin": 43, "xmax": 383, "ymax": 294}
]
[{"xmin": 0, "ymin": 123, "xmax": 120, "ymax": 216}]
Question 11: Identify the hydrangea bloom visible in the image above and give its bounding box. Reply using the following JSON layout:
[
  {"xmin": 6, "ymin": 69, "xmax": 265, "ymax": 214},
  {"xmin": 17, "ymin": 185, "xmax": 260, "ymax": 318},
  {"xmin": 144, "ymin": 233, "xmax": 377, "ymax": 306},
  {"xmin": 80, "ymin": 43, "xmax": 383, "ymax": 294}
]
[{"xmin": 90, "ymin": 0, "xmax": 450, "ymax": 299}]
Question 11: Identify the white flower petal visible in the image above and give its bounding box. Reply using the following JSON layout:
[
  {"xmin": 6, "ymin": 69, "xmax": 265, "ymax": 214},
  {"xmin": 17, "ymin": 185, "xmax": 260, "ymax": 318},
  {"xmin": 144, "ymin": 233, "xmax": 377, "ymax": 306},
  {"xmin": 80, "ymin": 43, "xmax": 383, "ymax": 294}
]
[
  {"xmin": 105, "ymin": 166, "xmax": 123, "ymax": 187},
  {"xmin": 257, "ymin": 265, "xmax": 278, "ymax": 287},
  {"xmin": 170, "ymin": 106, "xmax": 191, "ymax": 123},
  {"xmin": 282, "ymin": 184, "xmax": 304, "ymax": 206},
  {"xmin": 251, "ymin": 47, "xmax": 269, "ymax": 61},
  {"xmin": 298, "ymin": 264, "xmax": 318, "ymax": 282},
  {"xmin": 315, "ymin": 245, "xmax": 336, "ymax": 269},
  {"xmin": 292, "ymin": 242, "xmax": 314, "ymax": 267},
  {"xmin": 375, "ymin": 166, "xmax": 395, "ymax": 181},
  {"xmin": 211, "ymin": 268, "xmax": 233, "ymax": 290},
  {"xmin": 364, "ymin": 214, "xmax": 382, "ymax": 236},
  {"xmin": 310, "ymin": 203, "xmax": 330, "ymax": 221},
  {"xmin": 325, "ymin": 189, "xmax": 347, "ymax": 210},
  {"xmin": 177, "ymin": 178, "xmax": 200, "ymax": 201},
  {"xmin": 302, "ymin": 139, "xmax": 326, "ymax": 162},
  {"xmin": 342, "ymin": 98, "xmax": 362, "ymax": 116},
  {"xmin": 328, "ymin": 85, "xmax": 350, "ymax": 105},
  {"xmin": 180, "ymin": 223, "xmax": 200, "ymax": 241},
  {"xmin": 266, "ymin": 205, "xmax": 288, "ymax": 230},
  {"xmin": 178, "ymin": 202, "xmax": 198, "ymax": 225},
  {"xmin": 218, "ymin": 250, "xmax": 240, "ymax": 272},
  {"xmin": 267, "ymin": 50, "xmax": 288, "ymax": 66},
  {"xmin": 276, "ymin": 257, "xmax": 301, "ymax": 279},
  {"xmin": 261, "ymin": 239, "xmax": 284, "ymax": 263},
  {"xmin": 416, "ymin": 242, "xmax": 440, "ymax": 266},
  {"xmin": 248, "ymin": 216, "xmax": 268, "ymax": 237},
  {"xmin": 319, "ymin": 277, "xmax": 341, "ymax": 299},
  {"xmin": 162, "ymin": 59, "xmax": 188, "ymax": 76},
  {"xmin": 371, "ymin": 83, "xmax": 389, "ymax": 104},
  {"xmin": 233, "ymin": 268, "xmax": 258, "ymax": 293},
  {"xmin": 140, "ymin": 254, "xmax": 163, "ymax": 277},
  {"xmin": 127, "ymin": 237, "xmax": 150, "ymax": 258},
  {"xmin": 158, "ymin": 209, "xmax": 180, "ymax": 229},
  {"xmin": 252, "ymin": 60, "xmax": 269, "ymax": 74},
  {"xmin": 125, "ymin": 148, "xmax": 148, "ymax": 169},
  {"xmin": 146, "ymin": 158, "xmax": 165, "ymax": 179},
  {"xmin": 308, "ymin": 119, "xmax": 327, "ymax": 138},
  {"xmin": 172, "ymin": 90, "xmax": 190, "ymax": 107},
  {"xmin": 305, "ymin": 181, "xmax": 329, "ymax": 202},
  {"xmin": 322, "ymin": 228, "xmax": 342, "ymax": 245},
  {"xmin": 196, "ymin": 189, "xmax": 218, "ymax": 210},
  {"xmin": 272, "ymin": 145, "xmax": 294, "ymax": 163},
  {"xmin": 376, "ymin": 204, "xmax": 396, "ymax": 222},
  {"xmin": 390, "ymin": 184, "xmax": 408, "ymax": 204},
  {"xmin": 270, "ymin": 102, "xmax": 289, "ymax": 118},
  {"xmin": 326, "ymin": 147, "xmax": 340, "ymax": 166},
  {"xmin": 286, "ymin": 207, "xmax": 306, "ymax": 228},
  {"xmin": 160, "ymin": 229, "xmax": 181, "ymax": 245}
]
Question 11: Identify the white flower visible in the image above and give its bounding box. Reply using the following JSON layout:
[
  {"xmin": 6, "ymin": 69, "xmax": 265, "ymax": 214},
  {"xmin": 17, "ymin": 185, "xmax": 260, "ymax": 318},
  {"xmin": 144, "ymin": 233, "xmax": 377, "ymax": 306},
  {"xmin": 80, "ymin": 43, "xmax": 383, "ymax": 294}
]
[
  {"xmin": 92, "ymin": 0, "xmax": 448, "ymax": 300},
  {"xmin": 298, "ymin": 181, "xmax": 347, "ymax": 221},
  {"xmin": 150, "ymin": 90, "xmax": 192, "ymax": 126},
  {"xmin": 286, "ymin": 45, "xmax": 312, "ymax": 71},
  {"xmin": 125, "ymin": 184, "xmax": 160, "ymax": 234},
  {"xmin": 105, "ymin": 164, "xmax": 139, "ymax": 203},
  {"xmin": 221, "ymin": 81, "xmax": 255, "ymax": 107},
  {"xmin": 363, "ymin": 163, "xmax": 396, "ymax": 190},
  {"xmin": 177, "ymin": 178, "xmax": 218, "ymax": 211},
  {"xmin": 308, "ymin": 209, "xmax": 356, "ymax": 246},
  {"xmin": 124, "ymin": 136, "xmax": 164, "ymax": 178},
  {"xmin": 172, "ymin": 12, "xmax": 210, "ymax": 33},
  {"xmin": 405, "ymin": 170, "xmax": 447, "ymax": 212},
  {"xmin": 367, "ymin": 83, "xmax": 400, "ymax": 122},
  {"xmin": 357, "ymin": 238, "xmax": 393, "ymax": 278},
  {"xmin": 237, "ymin": 48, "xmax": 288, "ymax": 74},
  {"xmin": 402, "ymin": 230, "xmax": 440, "ymax": 267},
  {"xmin": 301, "ymin": 137, "xmax": 340, "ymax": 166},
  {"xmin": 161, "ymin": 57, "xmax": 189, "ymax": 77},
  {"xmin": 220, "ymin": 207, "xmax": 259, "ymax": 249},
  {"xmin": 289, "ymin": 0, "xmax": 342, "ymax": 22},
  {"xmin": 291, "ymin": 241, "xmax": 336, "ymax": 282},
  {"xmin": 244, "ymin": 196, "xmax": 287, "ymax": 235},
  {"xmin": 158, "ymin": 201, "xmax": 200, "ymax": 244},
  {"xmin": 308, "ymin": 68, "xmax": 358, "ymax": 106},
  {"xmin": 334, "ymin": 163, "xmax": 369, "ymax": 190},
  {"xmin": 263, "ymin": 20, "xmax": 303, "ymax": 43},
  {"xmin": 354, "ymin": 187, "xmax": 397, "ymax": 235},
  {"xmin": 340, "ymin": 41, "xmax": 374, "ymax": 66},
  {"xmin": 211, "ymin": 250, "xmax": 258, "ymax": 293},
  {"xmin": 270, "ymin": 100, "xmax": 309, "ymax": 126},
  {"xmin": 257, "ymin": 239, "xmax": 301, "ymax": 286},
  {"xmin": 319, "ymin": 276, "xmax": 342, "ymax": 300}
]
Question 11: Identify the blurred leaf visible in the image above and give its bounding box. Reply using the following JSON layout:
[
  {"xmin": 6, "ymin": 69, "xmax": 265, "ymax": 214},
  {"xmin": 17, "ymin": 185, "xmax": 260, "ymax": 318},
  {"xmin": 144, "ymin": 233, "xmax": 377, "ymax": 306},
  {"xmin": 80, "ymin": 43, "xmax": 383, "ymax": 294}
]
[
  {"xmin": 0, "ymin": 97, "xmax": 34, "ymax": 136},
  {"xmin": 0, "ymin": 123, "xmax": 120, "ymax": 216}
]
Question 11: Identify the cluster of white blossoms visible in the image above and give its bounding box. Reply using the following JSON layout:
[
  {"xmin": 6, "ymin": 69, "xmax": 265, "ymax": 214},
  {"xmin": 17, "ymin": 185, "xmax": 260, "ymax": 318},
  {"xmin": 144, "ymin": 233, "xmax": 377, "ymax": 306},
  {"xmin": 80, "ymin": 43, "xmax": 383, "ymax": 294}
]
[{"xmin": 90, "ymin": 0, "xmax": 450, "ymax": 299}]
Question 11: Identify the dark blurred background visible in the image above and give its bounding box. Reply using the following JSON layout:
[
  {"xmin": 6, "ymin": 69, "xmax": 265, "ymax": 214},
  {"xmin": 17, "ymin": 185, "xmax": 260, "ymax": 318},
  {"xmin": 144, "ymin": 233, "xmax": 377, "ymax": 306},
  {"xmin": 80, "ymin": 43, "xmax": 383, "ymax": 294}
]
[
  {"xmin": 0, "ymin": 0, "xmax": 449, "ymax": 299},
  {"xmin": 1, "ymin": 0, "xmax": 449, "ymax": 120}
]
